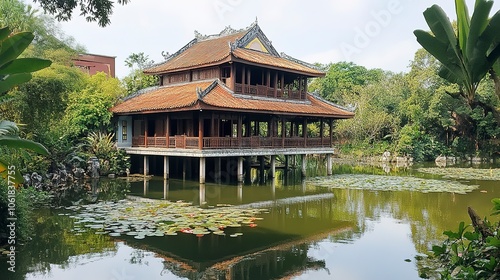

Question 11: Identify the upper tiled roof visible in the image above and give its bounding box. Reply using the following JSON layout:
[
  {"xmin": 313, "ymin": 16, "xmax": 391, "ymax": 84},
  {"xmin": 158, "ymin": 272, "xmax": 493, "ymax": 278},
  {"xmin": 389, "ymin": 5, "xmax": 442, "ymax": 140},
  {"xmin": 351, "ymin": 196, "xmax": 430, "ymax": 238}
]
[
  {"xmin": 144, "ymin": 32, "xmax": 244, "ymax": 74},
  {"xmin": 111, "ymin": 81, "xmax": 212, "ymax": 114},
  {"xmin": 111, "ymin": 79, "xmax": 354, "ymax": 118},
  {"xmin": 232, "ymin": 48, "xmax": 324, "ymax": 76},
  {"xmin": 144, "ymin": 22, "xmax": 324, "ymax": 77}
]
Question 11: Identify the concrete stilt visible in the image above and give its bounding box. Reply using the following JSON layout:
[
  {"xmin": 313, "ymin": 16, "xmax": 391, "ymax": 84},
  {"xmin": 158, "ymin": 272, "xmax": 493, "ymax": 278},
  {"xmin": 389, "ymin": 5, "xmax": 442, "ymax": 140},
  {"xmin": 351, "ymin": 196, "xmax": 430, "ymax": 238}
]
[
  {"xmin": 259, "ymin": 156, "xmax": 265, "ymax": 185},
  {"xmin": 182, "ymin": 158, "xmax": 186, "ymax": 181},
  {"xmin": 163, "ymin": 179, "xmax": 169, "ymax": 200},
  {"xmin": 199, "ymin": 157, "xmax": 206, "ymax": 184},
  {"xmin": 237, "ymin": 157, "xmax": 244, "ymax": 183},
  {"xmin": 327, "ymin": 154, "xmax": 333, "ymax": 176},
  {"xmin": 301, "ymin": 154, "xmax": 307, "ymax": 177},
  {"xmin": 215, "ymin": 157, "xmax": 221, "ymax": 183},
  {"xmin": 143, "ymin": 178, "xmax": 149, "ymax": 196},
  {"xmin": 143, "ymin": 155, "xmax": 149, "ymax": 176},
  {"xmin": 199, "ymin": 183, "xmax": 206, "ymax": 205},
  {"xmin": 270, "ymin": 155, "xmax": 276, "ymax": 178},
  {"xmin": 163, "ymin": 156, "xmax": 169, "ymax": 180},
  {"xmin": 237, "ymin": 183, "xmax": 243, "ymax": 202},
  {"xmin": 244, "ymin": 157, "xmax": 252, "ymax": 183}
]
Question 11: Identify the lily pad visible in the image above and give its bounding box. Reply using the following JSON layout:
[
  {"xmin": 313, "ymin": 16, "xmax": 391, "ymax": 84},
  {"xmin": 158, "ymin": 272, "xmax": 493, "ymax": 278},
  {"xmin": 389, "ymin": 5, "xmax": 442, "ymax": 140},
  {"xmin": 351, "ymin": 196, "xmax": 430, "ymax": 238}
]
[
  {"xmin": 307, "ymin": 174, "xmax": 479, "ymax": 194},
  {"xmin": 418, "ymin": 168, "xmax": 500, "ymax": 181}
]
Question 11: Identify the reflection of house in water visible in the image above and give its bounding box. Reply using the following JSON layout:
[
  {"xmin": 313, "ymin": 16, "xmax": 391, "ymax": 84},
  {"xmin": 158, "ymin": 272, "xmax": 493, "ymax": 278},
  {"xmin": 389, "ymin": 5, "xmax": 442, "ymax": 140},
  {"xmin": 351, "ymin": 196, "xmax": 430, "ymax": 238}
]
[
  {"xmin": 111, "ymin": 20, "xmax": 354, "ymax": 183},
  {"xmin": 121, "ymin": 195, "xmax": 352, "ymax": 279}
]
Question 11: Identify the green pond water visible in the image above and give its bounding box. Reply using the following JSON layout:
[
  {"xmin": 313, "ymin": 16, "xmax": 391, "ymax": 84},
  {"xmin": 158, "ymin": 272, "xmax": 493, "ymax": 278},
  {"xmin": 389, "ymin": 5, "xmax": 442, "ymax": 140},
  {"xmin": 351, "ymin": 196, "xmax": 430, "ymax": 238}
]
[{"xmin": 1, "ymin": 162, "xmax": 499, "ymax": 280}]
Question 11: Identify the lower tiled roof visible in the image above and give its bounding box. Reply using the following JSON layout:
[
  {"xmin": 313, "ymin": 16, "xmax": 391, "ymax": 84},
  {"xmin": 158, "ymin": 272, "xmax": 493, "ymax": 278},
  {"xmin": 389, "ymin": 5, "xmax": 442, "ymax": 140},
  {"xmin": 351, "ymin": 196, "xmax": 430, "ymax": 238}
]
[{"xmin": 111, "ymin": 80, "xmax": 354, "ymax": 118}]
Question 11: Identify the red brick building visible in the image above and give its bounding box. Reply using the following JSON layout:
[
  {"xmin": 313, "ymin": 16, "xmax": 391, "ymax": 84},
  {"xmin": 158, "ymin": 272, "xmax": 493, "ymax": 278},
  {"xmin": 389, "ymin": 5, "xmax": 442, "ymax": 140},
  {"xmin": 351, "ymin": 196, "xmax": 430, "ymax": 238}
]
[{"xmin": 73, "ymin": 53, "xmax": 116, "ymax": 77}]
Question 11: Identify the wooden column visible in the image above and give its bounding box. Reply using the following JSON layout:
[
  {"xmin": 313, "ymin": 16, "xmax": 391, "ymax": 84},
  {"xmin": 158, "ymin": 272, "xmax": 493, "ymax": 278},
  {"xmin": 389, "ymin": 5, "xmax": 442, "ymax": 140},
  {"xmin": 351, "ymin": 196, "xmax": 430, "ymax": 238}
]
[
  {"xmin": 303, "ymin": 119, "xmax": 307, "ymax": 147},
  {"xmin": 242, "ymin": 65, "xmax": 246, "ymax": 90},
  {"xmin": 165, "ymin": 115, "xmax": 170, "ymax": 148},
  {"xmin": 144, "ymin": 117, "xmax": 148, "ymax": 147},
  {"xmin": 329, "ymin": 119, "xmax": 334, "ymax": 148},
  {"xmin": 199, "ymin": 157, "xmax": 206, "ymax": 184},
  {"xmin": 266, "ymin": 70, "xmax": 271, "ymax": 87},
  {"xmin": 163, "ymin": 156, "xmax": 169, "ymax": 180},
  {"xmin": 281, "ymin": 119, "xmax": 286, "ymax": 148},
  {"xmin": 198, "ymin": 114, "xmax": 203, "ymax": 150},
  {"xmin": 320, "ymin": 119, "xmax": 324, "ymax": 146},
  {"xmin": 231, "ymin": 63, "xmax": 236, "ymax": 90},
  {"xmin": 274, "ymin": 72, "xmax": 278, "ymax": 97}
]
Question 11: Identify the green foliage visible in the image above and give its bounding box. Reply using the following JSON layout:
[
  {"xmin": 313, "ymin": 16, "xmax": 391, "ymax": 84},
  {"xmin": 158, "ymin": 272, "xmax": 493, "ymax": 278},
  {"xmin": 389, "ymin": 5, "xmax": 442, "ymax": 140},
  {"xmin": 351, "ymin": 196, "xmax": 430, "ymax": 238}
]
[
  {"xmin": 0, "ymin": 180, "xmax": 39, "ymax": 245},
  {"xmin": 62, "ymin": 72, "xmax": 124, "ymax": 138},
  {"xmin": 84, "ymin": 132, "xmax": 130, "ymax": 175},
  {"xmin": 425, "ymin": 201, "xmax": 500, "ymax": 279},
  {"xmin": 395, "ymin": 124, "xmax": 448, "ymax": 161},
  {"xmin": 32, "ymin": 0, "xmax": 131, "ymax": 27},
  {"xmin": 122, "ymin": 52, "xmax": 158, "ymax": 95}
]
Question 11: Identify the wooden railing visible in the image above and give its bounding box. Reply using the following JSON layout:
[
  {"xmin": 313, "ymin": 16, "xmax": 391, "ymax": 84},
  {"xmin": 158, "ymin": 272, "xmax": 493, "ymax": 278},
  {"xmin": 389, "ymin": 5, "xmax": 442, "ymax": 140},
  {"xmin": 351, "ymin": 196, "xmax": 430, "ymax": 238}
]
[
  {"xmin": 234, "ymin": 83, "xmax": 305, "ymax": 100},
  {"xmin": 132, "ymin": 136, "xmax": 331, "ymax": 149}
]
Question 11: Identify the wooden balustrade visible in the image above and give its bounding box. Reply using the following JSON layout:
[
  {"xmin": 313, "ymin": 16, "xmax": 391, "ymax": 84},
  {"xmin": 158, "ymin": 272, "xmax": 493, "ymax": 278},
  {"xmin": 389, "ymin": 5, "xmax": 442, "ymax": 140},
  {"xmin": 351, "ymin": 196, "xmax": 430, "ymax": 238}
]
[
  {"xmin": 234, "ymin": 83, "xmax": 304, "ymax": 100},
  {"xmin": 132, "ymin": 136, "xmax": 331, "ymax": 149}
]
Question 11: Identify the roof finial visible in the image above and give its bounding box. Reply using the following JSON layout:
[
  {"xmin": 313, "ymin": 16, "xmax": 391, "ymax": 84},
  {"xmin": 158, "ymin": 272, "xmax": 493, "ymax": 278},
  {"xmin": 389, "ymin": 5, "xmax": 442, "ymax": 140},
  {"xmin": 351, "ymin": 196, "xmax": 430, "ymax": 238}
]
[{"xmin": 254, "ymin": 17, "xmax": 258, "ymax": 25}]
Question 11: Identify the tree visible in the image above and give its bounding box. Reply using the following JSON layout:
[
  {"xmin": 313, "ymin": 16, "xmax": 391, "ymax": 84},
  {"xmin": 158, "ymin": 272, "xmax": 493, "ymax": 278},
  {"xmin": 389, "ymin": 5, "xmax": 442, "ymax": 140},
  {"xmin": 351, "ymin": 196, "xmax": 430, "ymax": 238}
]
[
  {"xmin": 62, "ymin": 72, "xmax": 124, "ymax": 138},
  {"xmin": 32, "ymin": 0, "xmax": 131, "ymax": 27},
  {"xmin": 414, "ymin": 0, "xmax": 500, "ymax": 120},
  {"xmin": 122, "ymin": 52, "xmax": 158, "ymax": 95}
]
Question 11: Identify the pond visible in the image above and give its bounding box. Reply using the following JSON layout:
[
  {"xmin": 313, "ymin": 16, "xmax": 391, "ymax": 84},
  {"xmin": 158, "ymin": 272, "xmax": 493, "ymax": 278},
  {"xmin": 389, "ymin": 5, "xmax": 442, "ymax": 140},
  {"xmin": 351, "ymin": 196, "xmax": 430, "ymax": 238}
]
[{"xmin": 1, "ymin": 161, "xmax": 499, "ymax": 280}]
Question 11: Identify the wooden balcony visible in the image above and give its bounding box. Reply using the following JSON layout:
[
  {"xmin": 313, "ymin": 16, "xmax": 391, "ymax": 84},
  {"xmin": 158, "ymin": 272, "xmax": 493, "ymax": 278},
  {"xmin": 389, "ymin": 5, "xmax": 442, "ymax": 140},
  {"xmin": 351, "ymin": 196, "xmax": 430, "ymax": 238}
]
[
  {"xmin": 132, "ymin": 136, "xmax": 331, "ymax": 149},
  {"xmin": 234, "ymin": 83, "xmax": 305, "ymax": 100}
]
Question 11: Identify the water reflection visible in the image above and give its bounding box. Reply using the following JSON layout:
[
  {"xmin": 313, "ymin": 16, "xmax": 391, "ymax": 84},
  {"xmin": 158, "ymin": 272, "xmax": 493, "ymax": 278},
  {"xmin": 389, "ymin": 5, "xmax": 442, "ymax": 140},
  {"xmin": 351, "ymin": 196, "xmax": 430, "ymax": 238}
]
[{"xmin": 2, "ymin": 162, "xmax": 499, "ymax": 280}]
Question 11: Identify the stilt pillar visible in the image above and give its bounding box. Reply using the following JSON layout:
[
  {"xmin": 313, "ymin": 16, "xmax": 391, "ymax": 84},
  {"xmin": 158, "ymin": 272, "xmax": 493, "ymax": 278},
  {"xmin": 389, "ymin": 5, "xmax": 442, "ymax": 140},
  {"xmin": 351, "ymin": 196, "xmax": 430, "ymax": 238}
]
[
  {"xmin": 214, "ymin": 157, "xmax": 221, "ymax": 183},
  {"xmin": 301, "ymin": 154, "xmax": 307, "ymax": 178},
  {"xmin": 163, "ymin": 156, "xmax": 169, "ymax": 180},
  {"xmin": 143, "ymin": 155, "xmax": 149, "ymax": 176},
  {"xmin": 259, "ymin": 156, "xmax": 265, "ymax": 184},
  {"xmin": 327, "ymin": 154, "xmax": 333, "ymax": 176},
  {"xmin": 237, "ymin": 157, "xmax": 244, "ymax": 183},
  {"xmin": 270, "ymin": 155, "xmax": 276, "ymax": 178},
  {"xmin": 182, "ymin": 158, "xmax": 187, "ymax": 181},
  {"xmin": 199, "ymin": 157, "xmax": 206, "ymax": 184}
]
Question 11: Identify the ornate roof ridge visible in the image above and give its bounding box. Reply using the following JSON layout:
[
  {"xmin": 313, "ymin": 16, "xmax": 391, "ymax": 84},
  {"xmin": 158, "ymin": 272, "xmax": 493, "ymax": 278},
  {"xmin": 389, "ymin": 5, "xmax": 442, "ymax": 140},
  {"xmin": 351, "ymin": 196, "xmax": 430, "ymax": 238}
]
[
  {"xmin": 280, "ymin": 52, "xmax": 324, "ymax": 72},
  {"xmin": 308, "ymin": 91, "xmax": 355, "ymax": 113}
]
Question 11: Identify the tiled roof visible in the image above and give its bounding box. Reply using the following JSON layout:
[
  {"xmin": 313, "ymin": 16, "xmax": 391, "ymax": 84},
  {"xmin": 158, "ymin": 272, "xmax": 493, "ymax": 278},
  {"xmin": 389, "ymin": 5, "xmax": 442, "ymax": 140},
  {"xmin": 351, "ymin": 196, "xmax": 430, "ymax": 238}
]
[
  {"xmin": 201, "ymin": 82, "xmax": 353, "ymax": 118},
  {"xmin": 111, "ymin": 81, "xmax": 213, "ymax": 114},
  {"xmin": 111, "ymin": 80, "xmax": 354, "ymax": 118},
  {"xmin": 232, "ymin": 48, "xmax": 324, "ymax": 76},
  {"xmin": 143, "ymin": 23, "xmax": 324, "ymax": 77},
  {"xmin": 144, "ymin": 32, "xmax": 245, "ymax": 74}
]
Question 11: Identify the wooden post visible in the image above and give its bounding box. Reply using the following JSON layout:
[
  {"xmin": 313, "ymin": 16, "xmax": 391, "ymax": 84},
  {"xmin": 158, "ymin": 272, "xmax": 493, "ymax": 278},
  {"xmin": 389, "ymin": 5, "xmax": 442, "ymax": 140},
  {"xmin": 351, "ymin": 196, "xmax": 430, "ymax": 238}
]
[
  {"xmin": 274, "ymin": 72, "xmax": 278, "ymax": 98},
  {"xmin": 144, "ymin": 117, "xmax": 148, "ymax": 147},
  {"xmin": 198, "ymin": 114, "xmax": 203, "ymax": 150},
  {"xmin": 166, "ymin": 115, "xmax": 170, "ymax": 148},
  {"xmin": 163, "ymin": 156, "xmax": 169, "ymax": 180},
  {"xmin": 281, "ymin": 118, "xmax": 286, "ymax": 148},
  {"xmin": 320, "ymin": 119, "xmax": 324, "ymax": 146},
  {"xmin": 231, "ymin": 63, "xmax": 236, "ymax": 90},
  {"xmin": 303, "ymin": 119, "xmax": 307, "ymax": 147},
  {"xmin": 329, "ymin": 119, "xmax": 334, "ymax": 148},
  {"xmin": 238, "ymin": 115, "xmax": 242, "ymax": 147},
  {"xmin": 199, "ymin": 157, "xmax": 206, "ymax": 184}
]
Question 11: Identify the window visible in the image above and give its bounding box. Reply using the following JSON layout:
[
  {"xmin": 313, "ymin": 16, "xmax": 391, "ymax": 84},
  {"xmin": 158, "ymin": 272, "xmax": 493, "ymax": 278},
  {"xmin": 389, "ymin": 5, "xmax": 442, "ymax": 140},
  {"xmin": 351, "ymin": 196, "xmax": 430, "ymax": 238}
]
[{"xmin": 122, "ymin": 121, "xmax": 128, "ymax": 141}]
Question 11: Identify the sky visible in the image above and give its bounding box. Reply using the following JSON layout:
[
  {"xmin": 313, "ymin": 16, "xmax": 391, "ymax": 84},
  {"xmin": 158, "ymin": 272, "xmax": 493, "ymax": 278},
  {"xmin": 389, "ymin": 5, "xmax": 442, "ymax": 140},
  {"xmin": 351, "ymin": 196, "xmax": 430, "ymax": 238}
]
[{"xmin": 33, "ymin": 0, "xmax": 500, "ymax": 79}]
